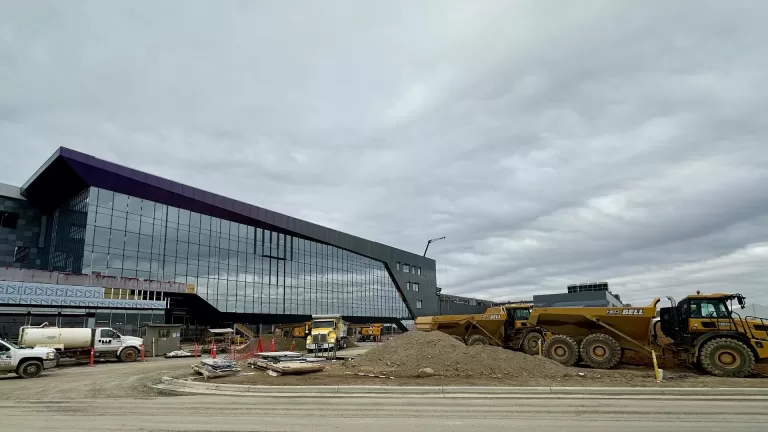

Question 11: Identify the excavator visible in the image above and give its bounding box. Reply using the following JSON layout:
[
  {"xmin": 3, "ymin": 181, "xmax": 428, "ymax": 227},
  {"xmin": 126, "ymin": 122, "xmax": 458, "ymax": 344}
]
[{"xmin": 527, "ymin": 292, "xmax": 768, "ymax": 377}]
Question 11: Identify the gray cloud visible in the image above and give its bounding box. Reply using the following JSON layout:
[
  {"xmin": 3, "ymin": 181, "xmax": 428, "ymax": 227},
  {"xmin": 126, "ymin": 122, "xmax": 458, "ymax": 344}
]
[{"xmin": 1, "ymin": 1, "xmax": 767, "ymax": 306}]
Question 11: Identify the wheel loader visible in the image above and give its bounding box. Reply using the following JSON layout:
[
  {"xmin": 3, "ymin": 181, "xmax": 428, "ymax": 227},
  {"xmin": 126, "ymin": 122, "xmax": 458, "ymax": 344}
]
[
  {"xmin": 527, "ymin": 292, "xmax": 768, "ymax": 377},
  {"xmin": 414, "ymin": 303, "xmax": 546, "ymax": 355}
]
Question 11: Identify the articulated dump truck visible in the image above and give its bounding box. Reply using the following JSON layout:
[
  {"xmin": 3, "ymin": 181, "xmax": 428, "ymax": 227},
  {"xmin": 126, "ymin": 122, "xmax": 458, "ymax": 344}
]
[
  {"xmin": 528, "ymin": 293, "xmax": 768, "ymax": 377},
  {"xmin": 415, "ymin": 304, "xmax": 545, "ymax": 355}
]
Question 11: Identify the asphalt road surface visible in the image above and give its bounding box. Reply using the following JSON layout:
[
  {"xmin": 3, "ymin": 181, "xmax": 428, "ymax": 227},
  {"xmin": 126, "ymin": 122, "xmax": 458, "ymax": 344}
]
[{"xmin": 2, "ymin": 395, "xmax": 767, "ymax": 431}]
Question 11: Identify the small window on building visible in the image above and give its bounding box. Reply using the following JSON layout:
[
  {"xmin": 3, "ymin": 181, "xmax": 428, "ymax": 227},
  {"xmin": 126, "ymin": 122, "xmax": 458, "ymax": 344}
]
[
  {"xmin": 417, "ymin": 267, "xmax": 421, "ymax": 275},
  {"xmin": 403, "ymin": 264, "xmax": 410, "ymax": 273},
  {"xmin": 0, "ymin": 212, "xmax": 20, "ymax": 229},
  {"xmin": 406, "ymin": 282, "xmax": 411, "ymax": 290},
  {"xmin": 416, "ymin": 300, "xmax": 423, "ymax": 309},
  {"xmin": 396, "ymin": 262, "xmax": 401, "ymax": 271},
  {"xmin": 13, "ymin": 246, "xmax": 30, "ymax": 264},
  {"xmin": 413, "ymin": 283, "xmax": 419, "ymax": 292}
]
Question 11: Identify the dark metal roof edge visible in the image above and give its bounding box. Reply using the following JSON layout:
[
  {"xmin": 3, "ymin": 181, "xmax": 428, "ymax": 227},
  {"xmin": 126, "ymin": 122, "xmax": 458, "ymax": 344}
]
[
  {"xmin": 21, "ymin": 147, "xmax": 63, "ymax": 194},
  {"xmin": 52, "ymin": 147, "xmax": 434, "ymax": 265}
]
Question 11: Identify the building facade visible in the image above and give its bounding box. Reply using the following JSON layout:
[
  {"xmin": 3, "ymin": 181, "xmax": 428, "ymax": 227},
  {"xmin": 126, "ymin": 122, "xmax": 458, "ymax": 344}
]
[
  {"xmin": 533, "ymin": 283, "xmax": 624, "ymax": 308},
  {"xmin": 0, "ymin": 147, "xmax": 437, "ymax": 336}
]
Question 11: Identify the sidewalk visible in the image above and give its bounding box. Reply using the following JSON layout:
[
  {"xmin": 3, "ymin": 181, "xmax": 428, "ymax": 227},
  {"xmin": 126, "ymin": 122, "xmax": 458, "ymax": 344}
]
[{"xmin": 154, "ymin": 377, "xmax": 768, "ymax": 399}]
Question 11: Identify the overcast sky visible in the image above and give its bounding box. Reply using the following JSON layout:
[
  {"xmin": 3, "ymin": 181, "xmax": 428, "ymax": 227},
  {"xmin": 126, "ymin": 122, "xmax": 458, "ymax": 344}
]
[{"xmin": 1, "ymin": 1, "xmax": 766, "ymax": 306}]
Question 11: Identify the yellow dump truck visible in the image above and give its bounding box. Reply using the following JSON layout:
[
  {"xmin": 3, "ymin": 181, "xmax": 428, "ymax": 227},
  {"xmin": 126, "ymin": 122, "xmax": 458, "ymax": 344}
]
[
  {"xmin": 528, "ymin": 292, "xmax": 768, "ymax": 377},
  {"xmin": 415, "ymin": 304, "xmax": 545, "ymax": 355},
  {"xmin": 306, "ymin": 315, "xmax": 349, "ymax": 352}
]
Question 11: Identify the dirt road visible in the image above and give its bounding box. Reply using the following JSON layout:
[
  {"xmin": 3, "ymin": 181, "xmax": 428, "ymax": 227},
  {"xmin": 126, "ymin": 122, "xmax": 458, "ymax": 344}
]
[
  {"xmin": 2, "ymin": 394, "xmax": 767, "ymax": 431},
  {"xmin": 3, "ymin": 356, "xmax": 767, "ymax": 401},
  {"xmin": 0, "ymin": 358, "xmax": 192, "ymax": 400}
]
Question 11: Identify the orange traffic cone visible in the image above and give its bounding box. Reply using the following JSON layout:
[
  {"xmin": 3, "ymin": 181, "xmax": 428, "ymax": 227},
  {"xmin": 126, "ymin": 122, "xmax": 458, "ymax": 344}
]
[
  {"xmin": 289, "ymin": 341, "xmax": 295, "ymax": 352},
  {"xmin": 270, "ymin": 337, "xmax": 276, "ymax": 352},
  {"xmin": 256, "ymin": 336, "xmax": 264, "ymax": 353}
]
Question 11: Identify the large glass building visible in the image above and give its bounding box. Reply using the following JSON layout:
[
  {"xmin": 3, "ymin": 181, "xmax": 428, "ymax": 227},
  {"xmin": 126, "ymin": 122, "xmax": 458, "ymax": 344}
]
[{"xmin": 0, "ymin": 147, "xmax": 437, "ymax": 335}]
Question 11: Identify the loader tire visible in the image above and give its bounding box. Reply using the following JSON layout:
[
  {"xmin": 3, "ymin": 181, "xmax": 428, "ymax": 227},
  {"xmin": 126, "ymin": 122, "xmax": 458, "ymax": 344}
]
[
  {"xmin": 543, "ymin": 334, "xmax": 579, "ymax": 366},
  {"xmin": 521, "ymin": 332, "xmax": 544, "ymax": 355},
  {"xmin": 699, "ymin": 338, "xmax": 755, "ymax": 378},
  {"xmin": 467, "ymin": 335, "xmax": 489, "ymax": 346},
  {"xmin": 580, "ymin": 333, "xmax": 622, "ymax": 369}
]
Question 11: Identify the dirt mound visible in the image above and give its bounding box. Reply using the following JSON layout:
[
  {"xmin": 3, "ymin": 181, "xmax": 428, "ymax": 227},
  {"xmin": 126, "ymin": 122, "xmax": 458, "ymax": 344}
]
[{"xmin": 345, "ymin": 331, "xmax": 578, "ymax": 379}]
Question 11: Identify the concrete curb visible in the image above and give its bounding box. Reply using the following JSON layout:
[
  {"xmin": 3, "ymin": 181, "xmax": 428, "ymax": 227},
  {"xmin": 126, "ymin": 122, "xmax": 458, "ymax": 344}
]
[{"xmin": 156, "ymin": 377, "xmax": 768, "ymax": 398}]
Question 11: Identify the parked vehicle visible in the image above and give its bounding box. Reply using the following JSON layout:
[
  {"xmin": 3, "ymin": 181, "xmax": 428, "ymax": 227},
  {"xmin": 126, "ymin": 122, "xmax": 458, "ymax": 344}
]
[
  {"xmin": 527, "ymin": 292, "xmax": 768, "ymax": 377},
  {"xmin": 415, "ymin": 303, "xmax": 546, "ymax": 355},
  {"xmin": 358, "ymin": 324, "xmax": 383, "ymax": 342},
  {"xmin": 306, "ymin": 315, "xmax": 349, "ymax": 351},
  {"xmin": 0, "ymin": 338, "xmax": 57, "ymax": 378},
  {"xmin": 18, "ymin": 324, "xmax": 143, "ymax": 363}
]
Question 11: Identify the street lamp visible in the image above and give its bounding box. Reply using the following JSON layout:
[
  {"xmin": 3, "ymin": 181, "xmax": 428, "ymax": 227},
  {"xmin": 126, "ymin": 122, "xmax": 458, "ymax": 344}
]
[{"xmin": 423, "ymin": 236, "xmax": 445, "ymax": 257}]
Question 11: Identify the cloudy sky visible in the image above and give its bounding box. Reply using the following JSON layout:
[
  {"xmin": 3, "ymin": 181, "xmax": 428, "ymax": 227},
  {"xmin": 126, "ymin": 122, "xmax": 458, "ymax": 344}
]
[{"xmin": 1, "ymin": 1, "xmax": 766, "ymax": 306}]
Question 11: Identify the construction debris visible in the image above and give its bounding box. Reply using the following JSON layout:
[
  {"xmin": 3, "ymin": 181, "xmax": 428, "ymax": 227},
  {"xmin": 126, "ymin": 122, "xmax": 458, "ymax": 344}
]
[
  {"xmin": 191, "ymin": 359, "xmax": 241, "ymax": 380},
  {"xmin": 164, "ymin": 350, "xmax": 195, "ymax": 358},
  {"xmin": 345, "ymin": 330, "xmax": 582, "ymax": 379},
  {"xmin": 247, "ymin": 351, "xmax": 328, "ymax": 375}
]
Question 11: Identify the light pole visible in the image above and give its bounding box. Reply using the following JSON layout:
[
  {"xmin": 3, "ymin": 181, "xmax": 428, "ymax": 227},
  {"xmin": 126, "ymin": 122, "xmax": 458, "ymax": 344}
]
[
  {"xmin": 436, "ymin": 287, "xmax": 442, "ymax": 315},
  {"xmin": 423, "ymin": 236, "xmax": 445, "ymax": 257}
]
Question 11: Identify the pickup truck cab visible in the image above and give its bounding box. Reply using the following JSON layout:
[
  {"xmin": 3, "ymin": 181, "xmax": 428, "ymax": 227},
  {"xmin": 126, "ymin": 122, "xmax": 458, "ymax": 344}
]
[{"xmin": 0, "ymin": 339, "xmax": 57, "ymax": 378}]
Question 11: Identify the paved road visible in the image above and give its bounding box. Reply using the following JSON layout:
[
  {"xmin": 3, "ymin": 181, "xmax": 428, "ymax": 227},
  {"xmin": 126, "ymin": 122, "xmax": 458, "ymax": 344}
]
[{"xmin": 2, "ymin": 395, "xmax": 767, "ymax": 431}]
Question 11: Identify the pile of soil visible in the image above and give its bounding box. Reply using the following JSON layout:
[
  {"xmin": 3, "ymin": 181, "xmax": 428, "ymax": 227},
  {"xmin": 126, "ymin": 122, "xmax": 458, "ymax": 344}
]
[{"xmin": 344, "ymin": 330, "xmax": 579, "ymax": 379}]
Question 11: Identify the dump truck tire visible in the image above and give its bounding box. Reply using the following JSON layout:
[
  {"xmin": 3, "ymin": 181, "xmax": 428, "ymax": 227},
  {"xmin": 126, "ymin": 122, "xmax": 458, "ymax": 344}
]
[
  {"xmin": 522, "ymin": 332, "xmax": 544, "ymax": 355},
  {"xmin": 467, "ymin": 335, "xmax": 489, "ymax": 346},
  {"xmin": 699, "ymin": 338, "xmax": 755, "ymax": 378},
  {"xmin": 580, "ymin": 333, "xmax": 622, "ymax": 369},
  {"xmin": 544, "ymin": 335, "xmax": 579, "ymax": 366}
]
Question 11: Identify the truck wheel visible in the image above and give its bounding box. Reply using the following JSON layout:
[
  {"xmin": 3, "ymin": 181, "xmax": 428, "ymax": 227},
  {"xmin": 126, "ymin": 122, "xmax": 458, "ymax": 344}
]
[
  {"xmin": 467, "ymin": 335, "xmax": 489, "ymax": 346},
  {"xmin": 17, "ymin": 360, "xmax": 44, "ymax": 379},
  {"xmin": 341, "ymin": 339, "xmax": 348, "ymax": 349},
  {"xmin": 699, "ymin": 338, "xmax": 755, "ymax": 378},
  {"xmin": 522, "ymin": 332, "xmax": 545, "ymax": 355},
  {"xmin": 544, "ymin": 335, "xmax": 579, "ymax": 366},
  {"xmin": 580, "ymin": 333, "xmax": 622, "ymax": 369},
  {"xmin": 119, "ymin": 347, "xmax": 139, "ymax": 362}
]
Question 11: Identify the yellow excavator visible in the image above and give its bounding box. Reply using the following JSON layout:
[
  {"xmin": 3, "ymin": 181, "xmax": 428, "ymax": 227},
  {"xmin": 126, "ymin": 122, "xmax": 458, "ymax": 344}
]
[{"xmin": 527, "ymin": 292, "xmax": 768, "ymax": 377}]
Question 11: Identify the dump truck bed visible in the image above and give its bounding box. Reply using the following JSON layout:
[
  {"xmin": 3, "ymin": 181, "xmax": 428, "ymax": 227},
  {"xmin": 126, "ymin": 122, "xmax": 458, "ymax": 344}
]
[{"xmin": 527, "ymin": 299, "xmax": 661, "ymax": 350}]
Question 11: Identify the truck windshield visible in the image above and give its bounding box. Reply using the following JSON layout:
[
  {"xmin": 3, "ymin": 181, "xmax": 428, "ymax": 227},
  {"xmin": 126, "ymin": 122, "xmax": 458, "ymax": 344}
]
[{"xmin": 312, "ymin": 320, "xmax": 336, "ymax": 329}]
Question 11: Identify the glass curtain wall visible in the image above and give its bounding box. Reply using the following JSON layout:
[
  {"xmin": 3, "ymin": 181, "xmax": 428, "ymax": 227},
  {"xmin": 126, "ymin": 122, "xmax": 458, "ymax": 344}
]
[
  {"xmin": 81, "ymin": 187, "xmax": 411, "ymax": 319},
  {"xmin": 49, "ymin": 188, "xmax": 90, "ymax": 273}
]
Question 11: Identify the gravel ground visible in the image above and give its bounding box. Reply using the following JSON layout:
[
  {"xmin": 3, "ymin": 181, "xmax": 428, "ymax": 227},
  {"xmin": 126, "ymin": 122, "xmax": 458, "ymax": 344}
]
[
  {"xmin": 0, "ymin": 357, "xmax": 193, "ymax": 400},
  {"xmin": 2, "ymin": 343, "xmax": 767, "ymax": 403}
]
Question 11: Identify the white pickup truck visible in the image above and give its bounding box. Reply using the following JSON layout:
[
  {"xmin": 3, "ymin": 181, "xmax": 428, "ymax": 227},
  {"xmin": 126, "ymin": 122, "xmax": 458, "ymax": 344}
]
[
  {"xmin": 0, "ymin": 339, "xmax": 58, "ymax": 378},
  {"xmin": 19, "ymin": 325, "xmax": 144, "ymax": 363}
]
